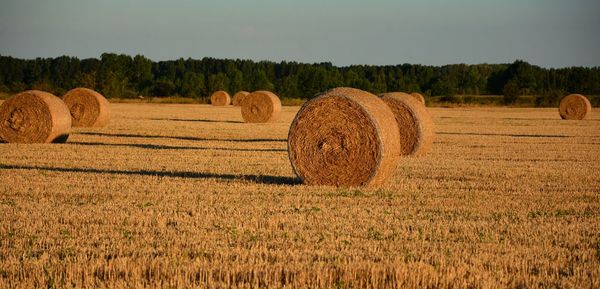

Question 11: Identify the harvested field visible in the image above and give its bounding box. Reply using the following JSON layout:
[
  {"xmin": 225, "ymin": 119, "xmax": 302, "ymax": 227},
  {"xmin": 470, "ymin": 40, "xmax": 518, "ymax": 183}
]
[{"xmin": 1, "ymin": 103, "xmax": 599, "ymax": 288}]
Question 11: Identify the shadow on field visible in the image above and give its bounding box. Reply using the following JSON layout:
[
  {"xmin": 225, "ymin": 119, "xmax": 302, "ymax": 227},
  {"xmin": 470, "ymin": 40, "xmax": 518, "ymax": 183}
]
[
  {"xmin": 76, "ymin": 132, "xmax": 287, "ymax": 143},
  {"xmin": 69, "ymin": 141, "xmax": 286, "ymax": 152},
  {"xmin": 0, "ymin": 164, "xmax": 301, "ymax": 185},
  {"xmin": 501, "ymin": 118, "xmax": 560, "ymax": 121},
  {"xmin": 436, "ymin": 132, "xmax": 572, "ymax": 138},
  {"xmin": 149, "ymin": 118, "xmax": 244, "ymax": 124}
]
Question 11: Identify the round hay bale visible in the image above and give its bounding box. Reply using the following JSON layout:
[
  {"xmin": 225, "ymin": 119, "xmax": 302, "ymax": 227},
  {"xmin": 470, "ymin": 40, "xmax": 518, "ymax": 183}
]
[
  {"xmin": 62, "ymin": 87, "xmax": 110, "ymax": 127},
  {"xmin": 288, "ymin": 87, "xmax": 401, "ymax": 188},
  {"xmin": 232, "ymin": 91, "xmax": 250, "ymax": 106},
  {"xmin": 559, "ymin": 94, "xmax": 591, "ymax": 120},
  {"xmin": 0, "ymin": 90, "xmax": 71, "ymax": 143},
  {"xmin": 241, "ymin": 91, "xmax": 282, "ymax": 123},
  {"xmin": 410, "ymin": 92, "xmax": 426, "ymax": 105},
  {"xmin": 380, "ymin": 92, "xmax": 435, "ymax": 157},
  {"xmin": 211, "ymin": 90, "xmax": 231, "ymax": 106}
]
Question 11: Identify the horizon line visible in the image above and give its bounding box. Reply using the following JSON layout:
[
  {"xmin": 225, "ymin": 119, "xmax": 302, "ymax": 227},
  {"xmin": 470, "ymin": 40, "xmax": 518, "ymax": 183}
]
[{"xmin": 1, "ymin": 52, "xmax": 598, "ymax": 70}]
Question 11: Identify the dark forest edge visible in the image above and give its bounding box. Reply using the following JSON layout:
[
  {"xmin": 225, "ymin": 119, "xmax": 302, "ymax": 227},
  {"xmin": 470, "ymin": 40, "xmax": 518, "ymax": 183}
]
[{"xmin": 0, "ymin": 54, "xmax": 598, "ymax": 107}]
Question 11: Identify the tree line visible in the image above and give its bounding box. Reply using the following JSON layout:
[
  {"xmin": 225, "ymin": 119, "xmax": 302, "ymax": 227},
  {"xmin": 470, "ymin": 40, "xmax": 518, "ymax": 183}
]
[{"xmin": 1, "ymin": 53, "xmax": 598, "ymax": 105}]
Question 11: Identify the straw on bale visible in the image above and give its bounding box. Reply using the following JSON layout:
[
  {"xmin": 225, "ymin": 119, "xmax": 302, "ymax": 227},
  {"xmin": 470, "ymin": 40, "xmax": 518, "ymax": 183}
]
[
  {"xmin": 288, "ymin": 87, "xmax": 401, "ymax": 188},
  {"xmin": 559, "ymin": 94, "xmax": 592, "ymax": 120},
  {"xmin": 211, "ymin": 91, "xmax": 231, "ymax": 106},
  {"xmin": 0, "ymin": 90, "xmax": 71, "ymax": 143},
  {"xmin": 380, "ymin": 92, "xmax": 434, "ymax": 157},
  {"xmin": 62, "ymin": 87, "xmax": 110, "ymax": 127},
  {"xmin": 232, "ymin": 91, "xmax": 250, "ymax": 106},
  {"xmin": 241, "ymin": 91, "xmax": 282, "ymax": 123},
  {"xmin": 410, "ymin": 92, "xmax": 426, "ymax": 105}
]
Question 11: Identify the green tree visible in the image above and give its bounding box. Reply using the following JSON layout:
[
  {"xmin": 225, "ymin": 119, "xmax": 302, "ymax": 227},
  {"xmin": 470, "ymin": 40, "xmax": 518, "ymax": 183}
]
[
  {"xmin": 251, "ymin": 69, "xmax": 274, "ymax": 91},
  {"xmin": 431, "ymin": 79, "xmax": 456, "ymax": 97},
  {"xmin": 153, "ymin": 78, "xmax": 176, "ymax": 96},
  {"xmin": 207, "ymin": 73, "xmax": 230, "ymax": 93},
  {"xmin": 131, "ymin": 55, "xmax": 153, "ymax": 95},
  {"xmin": 278, "ymin": 75, "xmax": 300, "ymax": 99},
  {"xmin": 502, "ymin": 79, "xmax": 520, "ymax": 105},
  {"xmin": 180, "ymin": 72, "xmax": 206, "ymax": 98},
  {"xmin": 97, "ymin": 53, "xmax": 132, "ymax": 98},
  {"xmin": 227, "ymin": 69, "xmax": 245, "ymax": 93}
]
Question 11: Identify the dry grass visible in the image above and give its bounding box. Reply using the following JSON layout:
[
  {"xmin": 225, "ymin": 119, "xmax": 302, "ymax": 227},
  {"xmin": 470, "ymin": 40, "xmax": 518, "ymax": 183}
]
[{"xmin": 1, "ymin": 104, "xmax": 599, "ymax": 288}]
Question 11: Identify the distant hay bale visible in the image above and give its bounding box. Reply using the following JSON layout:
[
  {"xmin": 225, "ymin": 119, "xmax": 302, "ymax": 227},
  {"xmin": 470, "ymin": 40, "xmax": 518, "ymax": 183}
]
[
  {"xmin": 241, "ymin": 91, "xmax": 282, "ymax": 123},
  {"xmin": 559, "ymin": 94, "xmax": 591, "ymax": 120},
  {"xmin": 62, "ymin": 87, "xmax": 110, "ymax": 127},
  {"xmin": 380, "ymin": 92, "xmax": 434, "ymax": 157},
  {"xmin": 288, "ymin": 87, "xmax": 401, "ymax": 188},
  {"xmin": 0, "ymin": 90, "xmax": 71, "ymax": 143},
  {"xmin": 410, "ymin": 92, "xmax": 426, "ymax": 105},
  {"xmin": 211, "ymin": 91, "xmax": 231, "ymax": 106},
  {"xmin": 232, "ymin": 91, "xmax": 250, "ymax": 106}
]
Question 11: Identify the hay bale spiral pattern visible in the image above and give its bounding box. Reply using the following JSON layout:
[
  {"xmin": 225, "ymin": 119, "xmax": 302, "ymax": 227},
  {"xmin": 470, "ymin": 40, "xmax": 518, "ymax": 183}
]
[
  {"xmin": 211, "ymin": 91, "xmax": 231, "ymax": 106},
  {"xmin": 559, "ymin": 94, "xmax": 591, "ymax": 120},
  {"xmin": 241, "ymin": 91, "xmax": 282, "ymax": 123},
  {"xmin": 62, "ymin": 87, "xmax": 110, "ymax": 127},
  {"xmin": 232, "ymin": 91, "xmax": 250, "ymax": 106},
  {"xmin": 410, "ymin": 92, "xmax": 426, "ymax": 105},
  {"xmin": 288, "ymin": 87, "xmax": 401, "ymax": 188},
  {"xmin": 380, "ymin": 92, "xmax": 435, "ymax": 157},
  {"xmin": 0, "ymin": 90, "xmax": 71, "ymax": 143}
]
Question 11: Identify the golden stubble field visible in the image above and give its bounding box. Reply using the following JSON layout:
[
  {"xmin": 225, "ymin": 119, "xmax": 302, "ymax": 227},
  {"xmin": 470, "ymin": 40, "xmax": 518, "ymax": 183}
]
[{"xmin": 1, "ymin": 103, "xmax": 599, "ymax": 288}]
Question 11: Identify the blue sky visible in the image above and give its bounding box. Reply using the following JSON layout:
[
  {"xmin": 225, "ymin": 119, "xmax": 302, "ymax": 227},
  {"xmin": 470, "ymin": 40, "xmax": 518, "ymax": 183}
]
[{"xmin": 0, "ymin": 0, "xmax": 599, "ymax": 67}]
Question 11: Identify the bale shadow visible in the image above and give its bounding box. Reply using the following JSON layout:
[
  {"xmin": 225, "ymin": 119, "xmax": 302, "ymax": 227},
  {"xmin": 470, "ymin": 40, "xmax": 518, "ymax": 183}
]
[
  {"xmin": 69, "ymin": 141, "xmax": 286, "ymax": 152},
  {"xmin": 149, "ymin": 118, "xmax": 244, "ymax": 124},
  {"xmin": 436, "ymin": 132, "xmax": 572, "ymax": 138},
  {"xmin": 0, "ymin": 164, "xmax": 301, "ymax": 186},
  {"xmin": 76, "ymin": 132, "xmax": 287, "ymax": 143},
  {"xmin": 501, "ymin": 117, "xmax": 559, "ymax": 121}
]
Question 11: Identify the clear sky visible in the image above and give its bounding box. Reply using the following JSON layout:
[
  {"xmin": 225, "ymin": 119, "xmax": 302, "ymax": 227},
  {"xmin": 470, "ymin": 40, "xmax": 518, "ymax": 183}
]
[{"xmin": 1, "ymin": 0, "xmax": 599, "ymax": 67}]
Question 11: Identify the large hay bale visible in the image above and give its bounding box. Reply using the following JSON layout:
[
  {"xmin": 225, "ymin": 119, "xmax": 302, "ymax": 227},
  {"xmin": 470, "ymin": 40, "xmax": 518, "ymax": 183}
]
[
  {"xmin": 380, "ymin": 92, "xmax": 434, "ymax": 157},
  {"xmin": 232, "ymin": 91, "xmax": 250, "ymax": 106},
  {"xmin": 410, "ymin": 92, "xmax": 426, "ymax": 105},
  {"xmin": 288, "ymin": 87, "xmax": 401, "ymax": 188},
  {"xmin": 62, "ymin": 87, "xmax": 110, "ymax": 127},
  {"xmin": 241, "ymin": 91, "xmax": 282, "ymax": 123},
  {"xmin": 0, "ymin": 90, "xmax": 71, "ymax": 143},
  {"xmin": 211, "ymin": 91, "xmax": 231, "ymax": 106},
  {"xmin": 559, "ymin": 94, "xmax": 591, "ymax": 120}
]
